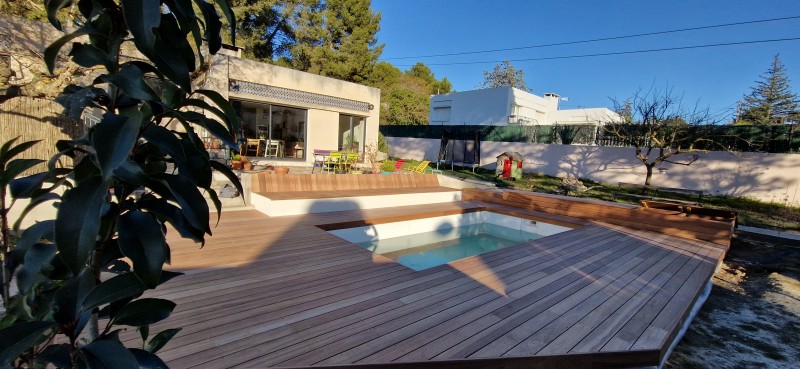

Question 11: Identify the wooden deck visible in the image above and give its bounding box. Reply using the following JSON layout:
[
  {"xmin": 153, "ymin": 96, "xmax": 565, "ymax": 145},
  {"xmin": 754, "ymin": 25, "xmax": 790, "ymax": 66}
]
[{"xmin": 142, "ymin": 198, "xmax": 729, "ymax": 368}]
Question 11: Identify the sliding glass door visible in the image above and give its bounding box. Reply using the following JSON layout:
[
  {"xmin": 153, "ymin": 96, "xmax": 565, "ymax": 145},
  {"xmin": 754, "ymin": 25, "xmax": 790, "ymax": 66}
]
[
  {"xmin": 338, "ymin": 114, "xmax": 366, "ymax": 152},
  {"xmin": 234, "ymin": 100, "xmax": 306, "ymax": 159}
]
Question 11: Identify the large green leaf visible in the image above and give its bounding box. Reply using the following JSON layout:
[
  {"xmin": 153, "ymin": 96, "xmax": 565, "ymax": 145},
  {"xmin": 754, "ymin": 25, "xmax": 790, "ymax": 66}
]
[
  {"xmin": 100, "ymin": 64, "xmax": 161, "ymax": 102},
  {"xmin": 16, "ymin": 243, "xmax": 58, "ymax": 295},
  {"xmin": 117, "ymin": 211, "xmax": 167, "ymax": 288},
  {"xmin": 9, "ymin": 172, "xmax": 48, "ymax": 198},
  {"xmin": 144, "ymin": 328, "xmax": 181, "ymax": 353},
  {"xmin": 137, "ymin": 199, "xmax": 205, "ymax": 243},
  {"xmin": 44, "ymin": 28, "xmax": 92, "ymax": 74},
  {"xmin": 53, "ymin": 269, "xmax": 95, "ymax": 327},
  {"xmin": 194, "ymin": 89, "xmax": 240, "ymax": 136},
  {"xmin": 90, "ymin": 111, "xmax": 141, "ymax": 180},
  {"xmin": 45, "ymin": 0, "xmax": 74, "ymax": 30},
  {"xmin": 158, "ymin": 13, "xmax": 196, "ymax": 72},
  {"xmin": 0, "ymin": 137, "xmax": 40, "ymax": 164},
  {"xmin": 121, "ymin": 0, "xmax": 161, "ymax": 54},
  {"xmin": 209, "ymin": 160, "xmax": 243, "ymax": 200},
  {"xmin": 195, "ymin": 0, "xmax": 223, "ymax": 54},
  {"xmin": 35, "ymin": 343, "xmax": 71, "ymax": 368},
  {"xmin": 11, "ymin": 220, "xmax": 55, "ymax": 264},
  {"xmin": 179, "ymin": 110, "xmax": 236, "ymax": 148},
  {"xmin": 11, "ymin": 192, "xmax": 61, "ymax": 232},
  {"xmin": 130, "ymin": 348, "xmax": 169, "ymax": 369},
  {"xmin": 79, "ymin": 341, "xmax": 139, "ymax": 369},
  {"xmin": 181, "ymin": 98, "xmax": 233, "ymax": 135},
  {"xmin": 0, "ymin": 321, "xmax": 54, "ymax": 366},
  {"xmin": 82, "ymin": 273, "xmax": 147, "ymax": 312},
  {"xmin": 69, "ymin": 43, "xmax": 110, "ymax": 69},
  {"xmin": 214, "ymin": 0, "xmax": 236, "ymax": 46},
  {"xmin": 54, "ymin": 176, "xmax": 110, "ymax": 273},
  {"xmin": 0, "ymin": 159, "xmax": 45, "ymax": 187},
  {"xmin": 160, "ymin": 174, "xmax": 210, "ymax": 234},
  {"xmin": 112, "ymin": 298, "xmax": 176, "ymax": 327}
]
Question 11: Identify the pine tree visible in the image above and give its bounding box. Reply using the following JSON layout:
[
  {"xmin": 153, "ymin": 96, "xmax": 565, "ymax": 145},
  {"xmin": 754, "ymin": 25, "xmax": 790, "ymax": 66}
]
[
  {"xmin": 480, "ymin": 60, "xmax": 528, "ymax": 91},
  {"xmin": 739, "ymin": 54, "xmax": 798, "ymax": 125},
  {"xmin": 290, "ymin": 0, "xmax": 383, "ymax": 84},
  {"xmin": 226, "ymin": 0, "xmax": 315, "ymax": 62}
]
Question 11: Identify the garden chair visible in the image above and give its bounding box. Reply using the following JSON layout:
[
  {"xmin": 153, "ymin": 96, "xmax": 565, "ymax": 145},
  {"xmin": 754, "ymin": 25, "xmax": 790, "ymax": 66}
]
[
  {"xmin": 404, "ymin": 160, "xmax": 431, "ymax": 174},
  {"xmin": 323, "ymin": 151, "xmax": 343, "ymax": 173},
  {"xmin": 343, "ymin": 152, "xmax": 360, "ymax": 173},
  {"xmin": 243, "ymin": 138, "xmax": 262, "ymax": 157},
  {"xmin": 391, "ymin": 159, "xmax": 406, "ymax": 173}
]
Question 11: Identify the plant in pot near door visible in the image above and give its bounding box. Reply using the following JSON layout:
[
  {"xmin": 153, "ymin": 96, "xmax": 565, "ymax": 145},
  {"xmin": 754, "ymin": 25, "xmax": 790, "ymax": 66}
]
[
  {"xmin": 242, "ymin": 156, "xmax": 253, "ymax": 171},
  {"xmin": 231, "ymin": 154, "xmax": 243, "ymax": 170}
]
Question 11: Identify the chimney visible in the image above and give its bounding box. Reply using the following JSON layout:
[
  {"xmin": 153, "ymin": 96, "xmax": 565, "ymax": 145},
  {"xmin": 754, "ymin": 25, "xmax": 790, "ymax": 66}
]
[{"xmin": 543, "ymin": 93, "xmax": 560, "ymax": 111}]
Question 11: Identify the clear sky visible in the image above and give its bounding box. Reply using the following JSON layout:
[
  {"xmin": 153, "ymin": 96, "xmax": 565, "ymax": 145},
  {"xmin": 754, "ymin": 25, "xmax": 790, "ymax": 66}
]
[{"xmin": 371, "ymin": 0, "xmax": 800, "ymax": 122}]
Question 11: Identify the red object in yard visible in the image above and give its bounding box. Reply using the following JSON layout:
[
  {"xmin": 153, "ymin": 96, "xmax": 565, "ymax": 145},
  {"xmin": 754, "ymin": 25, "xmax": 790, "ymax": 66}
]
[{"xmin": 502, "ymin": 159, "xmax": 512, "ymax": 178}]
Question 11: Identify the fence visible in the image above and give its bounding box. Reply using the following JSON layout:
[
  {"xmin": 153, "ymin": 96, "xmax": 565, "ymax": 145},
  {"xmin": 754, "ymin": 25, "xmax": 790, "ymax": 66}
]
[
  {"xmin": 0, "ymin": 96, "xmax": 85, "ymax": 174},
  {"xmin": 380, "ymin": 123, "xmax": 800, "ymax": 153}
]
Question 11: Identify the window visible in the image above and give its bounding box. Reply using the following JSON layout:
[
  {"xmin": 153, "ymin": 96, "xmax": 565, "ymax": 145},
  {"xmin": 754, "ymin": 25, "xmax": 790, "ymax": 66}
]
[
  {"xmin": 339, "ymin": 114, "xmax": 366, "ymax": 152},
  {"xmin": 233, "ymin": 100, "xmax": 307, "ymax": 159}
]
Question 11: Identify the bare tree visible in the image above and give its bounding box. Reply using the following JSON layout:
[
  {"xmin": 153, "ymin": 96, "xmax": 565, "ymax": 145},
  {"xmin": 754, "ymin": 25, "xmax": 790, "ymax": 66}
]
[{"xmin": 605, "ymin": 87, "xmax": 718, "ymax": 186}]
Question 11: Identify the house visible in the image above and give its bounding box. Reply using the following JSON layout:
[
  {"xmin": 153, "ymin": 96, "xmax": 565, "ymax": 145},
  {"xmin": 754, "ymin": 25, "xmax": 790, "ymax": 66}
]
[
  {"xmin": 429, "ymin": 86, "xmax": 619, "ymax": 126},
  {"xmin": 0, "ymin": 14, "xmax": 381, "ymax": 168},
  {"xmin": 203, "ymin": 47, "xmax": 381, "ymax": 165}
]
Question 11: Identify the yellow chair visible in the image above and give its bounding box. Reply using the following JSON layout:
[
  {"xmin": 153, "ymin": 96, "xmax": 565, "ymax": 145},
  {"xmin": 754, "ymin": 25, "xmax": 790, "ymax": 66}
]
[
  {"xmin": 343, "ymin": 153, "xmax": 360, "ymax": 173},
  {"xmin": 323, "ymin": 152, "xmax": 343, "ymax": 173},
  {"xmin": 404, "ymin": 160, "xmax": 431, "ymax": 174},
  {"xmin": 243, "ymin": 138, "xmax": 262, "ymax": 157}
]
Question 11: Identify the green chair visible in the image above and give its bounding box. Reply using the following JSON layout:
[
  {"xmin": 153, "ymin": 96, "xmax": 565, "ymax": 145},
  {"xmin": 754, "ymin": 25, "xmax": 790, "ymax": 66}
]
[
  {"xmin": 343, "ymin": 153, "xmax": 360, "ymax": 173},
  {"xmin": 324, "ymin": 152, "xmax": 343, "ymax": 173}
]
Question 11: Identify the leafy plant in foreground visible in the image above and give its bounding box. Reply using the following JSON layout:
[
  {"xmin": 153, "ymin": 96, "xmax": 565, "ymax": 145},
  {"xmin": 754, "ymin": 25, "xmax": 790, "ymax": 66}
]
[{"xmin": 0, "ymin": 0, "xmax": 239, "ymax": 367}]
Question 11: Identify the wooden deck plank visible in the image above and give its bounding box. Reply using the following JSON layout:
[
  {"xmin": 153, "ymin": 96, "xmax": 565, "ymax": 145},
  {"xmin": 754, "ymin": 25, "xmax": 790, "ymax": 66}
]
[{"xmin": 135, "ymin": 195, "xmax": 729, "ymax": 369}]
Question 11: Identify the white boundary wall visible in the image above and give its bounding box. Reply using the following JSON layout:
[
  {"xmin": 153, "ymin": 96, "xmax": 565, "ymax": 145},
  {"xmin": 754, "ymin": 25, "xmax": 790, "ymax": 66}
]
[{"xmin": 387, "ymin": 137, "xmax": 800, "ymax": 205}]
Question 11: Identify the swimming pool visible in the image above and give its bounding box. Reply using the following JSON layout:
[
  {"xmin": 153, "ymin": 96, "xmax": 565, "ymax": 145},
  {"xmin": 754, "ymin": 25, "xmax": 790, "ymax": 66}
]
[{"xmin": 328, "ymin": 211, "xmax": 572, "ymax": 270}]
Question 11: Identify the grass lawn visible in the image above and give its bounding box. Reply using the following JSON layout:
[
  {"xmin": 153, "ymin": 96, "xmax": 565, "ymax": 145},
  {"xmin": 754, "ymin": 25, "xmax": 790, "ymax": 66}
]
[{"xmin": 393, "ymin": 159, "xmax": 799, "ymax": 233}]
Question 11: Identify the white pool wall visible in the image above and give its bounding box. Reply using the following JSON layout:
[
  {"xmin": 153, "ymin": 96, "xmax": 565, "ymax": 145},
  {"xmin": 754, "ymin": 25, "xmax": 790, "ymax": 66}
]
[{"xmin": 328, "ymin": 211, "xmax": 572, "ymax": 246}]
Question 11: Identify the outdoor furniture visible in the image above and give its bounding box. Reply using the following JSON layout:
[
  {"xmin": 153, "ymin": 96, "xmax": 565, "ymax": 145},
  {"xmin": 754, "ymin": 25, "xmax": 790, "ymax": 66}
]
[
  {"xmin": 342, "ymin": 152, "xmax": 360, "ymax": 173},
  {"xmin": 312, "ymin": 149, "xmax": 332, "ymax": 173},
  {"xmin": 404, "ymin": 160, "xmax": 431, "ymax": 174},
  {"xmin": 323, "ymin": 152, "xmax": 343, "ymax": 173},
  {"xmin": 391, "ymin": 159, "xmax": 406, "ymax": 173},
  {"xmin": 612, "ymin": 182, "xmax": 704, "ymax": 205},
  {"xmin": 264, "ymin": 139, "xmax": 284, "ymax": 158},
  {"xmin": 243, "ymin": 138, "xmax": 263, "ymax": 157}
]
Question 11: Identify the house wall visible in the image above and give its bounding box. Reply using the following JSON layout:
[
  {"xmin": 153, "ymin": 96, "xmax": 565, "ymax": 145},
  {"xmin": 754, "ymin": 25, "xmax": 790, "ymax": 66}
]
[
  {"xmin": 430, "ymin": 87, "xmax": 512, "ymax": 125},
  {"xmin": 429, "ymin": 86, "xmax": 619, "ymax": 126},
  {"xmin": 386, "ymin": 137, "xmax": 800, "ymax": 205},
  {"xmin": 203, "ymin": 55, "xmax": 381, "ymax": 164}
]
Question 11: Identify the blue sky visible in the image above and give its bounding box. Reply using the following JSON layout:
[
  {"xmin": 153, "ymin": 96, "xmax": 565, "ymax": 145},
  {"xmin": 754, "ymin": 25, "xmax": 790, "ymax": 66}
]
[{"xmin": 372, "ymin": 0, "xmax": 800, "ymax": 122}]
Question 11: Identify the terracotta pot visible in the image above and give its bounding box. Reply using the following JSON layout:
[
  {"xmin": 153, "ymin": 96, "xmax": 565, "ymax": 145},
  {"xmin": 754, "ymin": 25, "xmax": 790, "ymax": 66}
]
[
  {"xmin": 243, "ymin": 162, "xmax": 253, "ymax": 171},
  {"xmin": 275, "ymin": 166, "xmax": 289, "ymax": 175},
  {"xmin": 231, "ymin": 160, "xmax": 242, "ymax": 170}
]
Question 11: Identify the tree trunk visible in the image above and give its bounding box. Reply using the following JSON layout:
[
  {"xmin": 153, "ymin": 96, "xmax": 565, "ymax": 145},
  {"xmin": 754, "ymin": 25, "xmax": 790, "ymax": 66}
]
[{"xmin": 644, "ymin": 164, "xmax": 654, "ymax": 187}]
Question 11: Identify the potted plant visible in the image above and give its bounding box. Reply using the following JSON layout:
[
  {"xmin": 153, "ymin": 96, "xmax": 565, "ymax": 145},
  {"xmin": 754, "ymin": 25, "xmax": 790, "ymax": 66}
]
[
  {"xmin": 242, "ymin": 156, "xmax": 253, "ymax": 171},
  {"xmin": 275, "ymin": 166, "xmax": 290, "ymax": 175},
  {"xmin": 231, "ymin": 154, "xmax": 243, "ymax": 170}
]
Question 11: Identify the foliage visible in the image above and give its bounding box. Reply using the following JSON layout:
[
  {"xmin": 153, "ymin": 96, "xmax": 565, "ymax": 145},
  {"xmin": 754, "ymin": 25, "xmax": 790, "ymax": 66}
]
[
  {"xmin": 377, "ymin": 131, "xmax": 389, "ymax": 153},
  {"xmin": 371, "ymin": 62, "xmax": 451, "ymax": 125},
  {"xmin": 0, "ymin": 1, "xmax": 240, "ymax": 368},
  {"xmin": 225, "ymin": 0, "xmax": 314, "ymax": 62},
  {"xmin": 605, "ymin": 87, "xmax": 720, "ymax": 186},
  {"xmin": 739, "ymin": 54, "xmax": 799, "ymax": 125},
  {"xmin": 479, "ymin": 60, "xmax": 528, "ymax": 91},
  {"xmin": 289, "ymin": 0, "xmax": 383, "ymax": 84}
]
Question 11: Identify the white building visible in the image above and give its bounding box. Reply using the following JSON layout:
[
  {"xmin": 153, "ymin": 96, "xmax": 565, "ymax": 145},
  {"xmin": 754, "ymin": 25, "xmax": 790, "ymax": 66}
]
[{"xmin": 429, "ymin": 86, "xmax": 620, "ymax": 126}]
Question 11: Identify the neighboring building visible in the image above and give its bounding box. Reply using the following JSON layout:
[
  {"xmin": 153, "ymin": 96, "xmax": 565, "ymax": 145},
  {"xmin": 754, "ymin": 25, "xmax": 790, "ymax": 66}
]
[{"xmin": 429, "ymin": 86, "xmax": 620, "ymax": 126}]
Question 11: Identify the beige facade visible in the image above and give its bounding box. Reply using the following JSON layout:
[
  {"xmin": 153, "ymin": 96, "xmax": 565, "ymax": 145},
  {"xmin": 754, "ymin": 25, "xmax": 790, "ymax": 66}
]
[{"xmin": 202, "ymin": 54, "xmax": 381, "ymax": 166}]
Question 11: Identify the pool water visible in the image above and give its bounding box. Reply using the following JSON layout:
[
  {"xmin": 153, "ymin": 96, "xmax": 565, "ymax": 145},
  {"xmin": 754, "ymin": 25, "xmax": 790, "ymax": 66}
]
[{"xmin": 358, "ymin": 223, "xmax": 542, "ymax": 271}]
